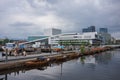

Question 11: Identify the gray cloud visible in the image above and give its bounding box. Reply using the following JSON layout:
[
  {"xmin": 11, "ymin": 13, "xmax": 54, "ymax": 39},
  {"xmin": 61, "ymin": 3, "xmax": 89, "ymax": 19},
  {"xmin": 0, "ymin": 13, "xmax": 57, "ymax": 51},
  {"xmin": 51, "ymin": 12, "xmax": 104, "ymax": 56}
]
[
  {"xmin": 10, "ymin": 22, "xmax": 34, "ymax": 27},
  {"xmin": 0, "ymin": 0, "xmax": 120, "ymax": 39}
]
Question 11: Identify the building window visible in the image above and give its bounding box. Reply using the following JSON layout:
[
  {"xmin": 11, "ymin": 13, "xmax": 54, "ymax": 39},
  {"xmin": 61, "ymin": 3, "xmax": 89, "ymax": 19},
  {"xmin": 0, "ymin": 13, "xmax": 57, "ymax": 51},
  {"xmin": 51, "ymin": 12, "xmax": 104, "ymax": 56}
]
[
  {"xmin": 74, "ymin": 36, "xmax": 78, "ymax": 38},
  {"xmin": 84, "ymin": 36, "xmax": 91, "ymax": 38},
  {"xmin": 95, "ymin": 34, "xmax": 98, "ymax": 38},
  {"xmin": 51, "ymin": 37, "xmax": 54, "ymax": 39},
  {"xmin": 79, "ymin": 36, "xmax": 82, "ymax": 38}
]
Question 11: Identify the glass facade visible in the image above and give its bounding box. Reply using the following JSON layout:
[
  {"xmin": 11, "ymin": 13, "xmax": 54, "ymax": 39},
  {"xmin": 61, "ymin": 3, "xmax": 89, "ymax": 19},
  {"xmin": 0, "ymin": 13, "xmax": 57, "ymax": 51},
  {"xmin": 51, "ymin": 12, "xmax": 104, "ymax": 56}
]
[
  {"xmin": 28, "ymin": 36, "xmax": 48, "ymax": 41},
  {"xmin": 58, "ymin": 40, "xmax": 89, "ymax": 45},
  {"xmin": 82, "ymin": 26, "xmax": 96, "ymax": 33},
  {"xmin": 99, "ymin": 28, "xmax": 108, "ymax": 33}
]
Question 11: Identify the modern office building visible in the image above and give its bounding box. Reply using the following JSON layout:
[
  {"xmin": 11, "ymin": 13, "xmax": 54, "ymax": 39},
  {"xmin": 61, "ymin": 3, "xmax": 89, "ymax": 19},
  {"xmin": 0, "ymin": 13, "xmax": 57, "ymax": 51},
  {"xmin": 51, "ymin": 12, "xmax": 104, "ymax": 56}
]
[
  {"xmin": 25, "ymin": 32, "xmax": 102, "ymax": 48},
  {"xmin": 82, "ymin": 26, "xmax": 96, "ymax": 33},
  {"xmin": 99, "ymin": 33, "xmax": 111, "ymax": 45},
  {"xmin": 24, "ymin": 28, "xmax": 103, "ymax": 48},
  {"xmin": 99, "ymin": 28, "xmax": 111, "ymax": 44},
  {"xmin": 27, "ymin": 28, "xmax": 61, "ymax": 48},
  {"xmin": 49, "ymin": 32, "xmax": 102, "ymax": 46},
  {"xmin": 99, "ymin": 28, "xmax": 108, "ymax": 33},
  {"xmin": 44, "ymin": 28, "xmax": 62, "ymax": 36},
  {"xmin": 116, "ymin": 39, "xmax": 120, "ymax": 44}
]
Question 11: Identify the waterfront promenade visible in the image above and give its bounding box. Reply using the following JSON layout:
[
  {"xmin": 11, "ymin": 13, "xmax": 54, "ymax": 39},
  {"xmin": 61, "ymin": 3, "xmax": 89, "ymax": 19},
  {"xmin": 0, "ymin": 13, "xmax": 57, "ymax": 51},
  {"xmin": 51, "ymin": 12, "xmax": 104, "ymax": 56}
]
[
  {"xmin": 0, "ymin": 52, "xmax": 59, "ymax": 63},
  {"xmin": 0, "ymin": 45, "xmax": 119, "ymax": 73},
  {"xmin": 0, "ymin": 50, "xmax": 75, "ymax": 64},
  {"xmin": 0, "ymin": 45, "xmax": 119, "ymax": 64}
]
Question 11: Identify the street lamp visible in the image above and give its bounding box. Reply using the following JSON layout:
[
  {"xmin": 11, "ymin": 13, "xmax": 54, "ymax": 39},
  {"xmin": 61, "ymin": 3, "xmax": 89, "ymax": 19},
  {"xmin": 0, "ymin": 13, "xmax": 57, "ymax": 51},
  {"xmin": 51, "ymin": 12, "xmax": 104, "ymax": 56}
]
[{"xmin": 5, "ymin": 48, "xmax": 8, "ymax": 63}]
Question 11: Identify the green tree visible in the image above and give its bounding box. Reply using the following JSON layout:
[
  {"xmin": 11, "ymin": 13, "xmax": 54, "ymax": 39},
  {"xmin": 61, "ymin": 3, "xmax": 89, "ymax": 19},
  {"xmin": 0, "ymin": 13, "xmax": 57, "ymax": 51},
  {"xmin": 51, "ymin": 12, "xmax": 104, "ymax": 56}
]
[
  {"xmin": 80, "ymin": 45, "xmax": 85, "ymax": 54},
  {"xmin": 4, "ymin": 38, "xmax": 9, "ymax": 43}
]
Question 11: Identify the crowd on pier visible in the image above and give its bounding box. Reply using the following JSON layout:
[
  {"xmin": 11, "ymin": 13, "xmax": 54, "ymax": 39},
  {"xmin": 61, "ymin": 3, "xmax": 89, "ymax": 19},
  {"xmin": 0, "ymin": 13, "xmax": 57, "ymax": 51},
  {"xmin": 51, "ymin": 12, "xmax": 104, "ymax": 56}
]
[{"xmin": 1, "ymin": 47, "xmax": 27, "ymax": 57}]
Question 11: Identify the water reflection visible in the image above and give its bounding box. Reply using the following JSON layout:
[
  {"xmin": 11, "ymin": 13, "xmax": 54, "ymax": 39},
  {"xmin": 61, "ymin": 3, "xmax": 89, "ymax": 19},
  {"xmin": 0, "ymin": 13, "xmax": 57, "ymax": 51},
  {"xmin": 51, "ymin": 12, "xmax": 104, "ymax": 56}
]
[
  {"xmin": 37, "ymin": 66, "xmax": 47, "ymax": 71},
  {"xmin": 0, "ymin": 62, "xmax": 64, "ymax": 80},
  {"xmin": 95, "ymin": 51, "xmax": 112, "ymax": 64},
  {"xmin": 80, "ymin": 55, "xmax": 96, "ymax": 64},
  {"xmin": 0, "ymin": 49, "xmax": 120, "ymax": 80},
  {"xmin": 0, "ymin": 74, "xmax": 7, "ymax": 80},
  {"xmin": 80, "ymin": 56, "xmax": 86, "ymax": 64},
  {"xmin": 60, "ymin": 64, "xmax": 63, "ymax": 80},
  {"xmin": 79, "ymin": 51, "xmax": 112, "ymax": 65}
]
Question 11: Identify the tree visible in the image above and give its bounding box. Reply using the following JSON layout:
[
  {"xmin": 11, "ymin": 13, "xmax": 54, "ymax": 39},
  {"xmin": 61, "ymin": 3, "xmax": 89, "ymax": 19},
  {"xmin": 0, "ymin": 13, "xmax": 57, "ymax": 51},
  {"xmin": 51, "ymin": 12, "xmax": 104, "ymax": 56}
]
[{"xmin": 4, "ymin": 38, "xmax": 9, "ymax": 43}]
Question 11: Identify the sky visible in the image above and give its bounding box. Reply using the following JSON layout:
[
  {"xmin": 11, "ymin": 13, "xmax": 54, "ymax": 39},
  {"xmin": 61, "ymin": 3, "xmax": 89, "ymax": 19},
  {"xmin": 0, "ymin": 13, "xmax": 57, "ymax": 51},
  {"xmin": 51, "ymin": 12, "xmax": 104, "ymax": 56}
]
[{"xmin": 0, "ymin": 0, "xmax": 120, "ymax": 39}]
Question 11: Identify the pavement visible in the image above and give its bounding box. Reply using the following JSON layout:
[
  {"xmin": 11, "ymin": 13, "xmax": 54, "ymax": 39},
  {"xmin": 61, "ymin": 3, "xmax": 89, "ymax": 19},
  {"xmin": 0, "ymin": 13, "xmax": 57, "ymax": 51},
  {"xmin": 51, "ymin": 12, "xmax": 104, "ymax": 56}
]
[
  {"xmin": 0, "ymin": 52, "xmax": 60, "ymax": 64},
  {"xmin": 0, "ymin": 49, "xmax": 79, "ymax": 64}
]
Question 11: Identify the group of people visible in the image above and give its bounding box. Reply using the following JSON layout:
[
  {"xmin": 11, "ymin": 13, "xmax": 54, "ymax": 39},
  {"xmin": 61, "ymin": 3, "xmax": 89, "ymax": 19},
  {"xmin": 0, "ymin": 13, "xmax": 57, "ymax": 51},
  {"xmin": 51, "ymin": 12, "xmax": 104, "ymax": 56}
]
[{"xmin": 3, "ymin": 48, "xmax": 27, "ymax": 57}]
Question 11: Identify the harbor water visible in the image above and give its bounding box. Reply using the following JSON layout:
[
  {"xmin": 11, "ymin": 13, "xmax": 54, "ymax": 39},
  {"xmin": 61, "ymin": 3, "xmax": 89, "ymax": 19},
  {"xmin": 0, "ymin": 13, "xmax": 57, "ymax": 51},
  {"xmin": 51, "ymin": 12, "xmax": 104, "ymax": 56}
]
[
  {"xmin": 0, "ymin": 49, "xmax": 120, "ymax": 80},
  {"xmin": 0, "ymin": 52, "xmax": 2, "ymax": 58}
]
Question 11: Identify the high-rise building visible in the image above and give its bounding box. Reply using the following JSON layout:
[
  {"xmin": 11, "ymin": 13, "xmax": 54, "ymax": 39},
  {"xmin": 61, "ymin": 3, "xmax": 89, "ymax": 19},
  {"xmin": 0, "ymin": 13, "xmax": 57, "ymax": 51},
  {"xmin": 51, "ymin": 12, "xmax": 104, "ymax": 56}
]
[
  {"xmin": 99, "ymin": 28, "xmax": 108, "ymax": 33},
  {"xmin": 99, "ymin": 33, "xmax": 111, "ymax": 45},
  {"xmin": 44, "ymin": 28, "xmax": 62, "ymax": 36},
  {"xmin": 82, "ymin": 26, "xmax": 96, "ymax": 33},
  {"xmin": 99, "ymin": 28, "xmax": 111, "ymax": 44}
]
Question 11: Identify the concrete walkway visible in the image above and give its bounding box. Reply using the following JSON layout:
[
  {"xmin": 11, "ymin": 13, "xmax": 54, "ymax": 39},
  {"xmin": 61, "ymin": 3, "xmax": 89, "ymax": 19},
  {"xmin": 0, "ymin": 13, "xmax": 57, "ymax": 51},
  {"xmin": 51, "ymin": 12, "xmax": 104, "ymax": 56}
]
[{"xmin": 0, "ymin": 52, "xmax": 59, "ymax": 63}]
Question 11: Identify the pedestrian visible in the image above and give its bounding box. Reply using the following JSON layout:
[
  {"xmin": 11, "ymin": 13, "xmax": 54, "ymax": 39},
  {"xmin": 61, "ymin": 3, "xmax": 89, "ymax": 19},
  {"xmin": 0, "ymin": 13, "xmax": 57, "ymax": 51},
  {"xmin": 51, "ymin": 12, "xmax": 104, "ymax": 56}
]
[
  {"xmin": 23, "ymin": 51, "xmax": 27, "ymax": 56},
  {"xmin": 9, "ymin": 51, "xmax": 12, "ymax": 56},
  {"xmin": 14, "ymin": 50, "xmax": 17, "ymax": 56},
  {"xmin": 2, "ymin": 52, "xmax": 5, "ymax": 57}
]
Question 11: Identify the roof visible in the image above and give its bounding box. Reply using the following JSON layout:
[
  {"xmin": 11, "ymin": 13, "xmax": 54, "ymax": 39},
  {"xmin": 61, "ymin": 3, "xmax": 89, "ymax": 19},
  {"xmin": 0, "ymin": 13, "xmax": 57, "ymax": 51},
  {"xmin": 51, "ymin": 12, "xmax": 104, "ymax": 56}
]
[{"xmin": 19, "ymin": 37, "xmax": 49, "ymax": 45}]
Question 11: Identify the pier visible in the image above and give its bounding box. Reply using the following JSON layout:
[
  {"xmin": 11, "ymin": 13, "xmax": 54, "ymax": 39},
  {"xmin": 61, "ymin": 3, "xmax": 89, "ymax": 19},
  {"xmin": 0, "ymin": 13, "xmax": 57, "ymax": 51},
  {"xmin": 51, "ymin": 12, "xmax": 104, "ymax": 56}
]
[{"xmin": 0, "ymin": 45, "xmax": 120, "ymax": 73}]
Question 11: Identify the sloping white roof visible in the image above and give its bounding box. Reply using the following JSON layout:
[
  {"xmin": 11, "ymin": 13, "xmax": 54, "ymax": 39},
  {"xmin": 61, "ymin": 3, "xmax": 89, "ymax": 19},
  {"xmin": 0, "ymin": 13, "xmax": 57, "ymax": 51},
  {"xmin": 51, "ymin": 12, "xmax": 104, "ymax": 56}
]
[{"xmin": 19, "ymin": 37, "xmax": 49, "ymax": 45}]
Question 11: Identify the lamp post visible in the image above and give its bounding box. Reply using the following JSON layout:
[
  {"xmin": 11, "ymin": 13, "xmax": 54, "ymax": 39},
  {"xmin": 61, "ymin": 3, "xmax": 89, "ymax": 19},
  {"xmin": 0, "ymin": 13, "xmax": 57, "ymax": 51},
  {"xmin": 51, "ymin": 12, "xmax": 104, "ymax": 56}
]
[
  {"xmin": 5, "ymin": 74, "xmax": 7, "ymax": 80},
  {"xmin": 5, "ymin": 48, "xmax": 8, "ymax": 63},
  {"xmin": 60, "ymin": 63, "xmax": 63, "ymax": 80},
  {"xmin": 51, "ymin": 43, "xmax": 52, "ymax": 54},
  {"xmin": 61, "ymin": 40, "xmax": 63, "ymax": 54}
]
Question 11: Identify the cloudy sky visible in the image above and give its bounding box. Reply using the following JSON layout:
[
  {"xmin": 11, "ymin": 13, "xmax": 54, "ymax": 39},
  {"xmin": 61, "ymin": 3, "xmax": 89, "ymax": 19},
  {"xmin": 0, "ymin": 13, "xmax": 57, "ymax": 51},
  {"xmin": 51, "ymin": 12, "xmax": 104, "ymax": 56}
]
[{"xmin": 0, "ymin": 0, "xmax": 120, "ymax": 39}]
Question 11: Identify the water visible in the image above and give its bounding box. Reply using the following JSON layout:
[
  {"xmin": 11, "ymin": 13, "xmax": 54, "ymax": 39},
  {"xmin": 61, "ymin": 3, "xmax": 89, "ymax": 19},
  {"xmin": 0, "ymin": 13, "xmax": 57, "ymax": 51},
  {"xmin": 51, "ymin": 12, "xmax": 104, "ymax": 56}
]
[
  {"xmin": 1, "ymin": 49, "xmax": 120, "ymax": 80},
  {"xmin": 0, "ymin": 52, "xmax": 2, "ymax": 56}
]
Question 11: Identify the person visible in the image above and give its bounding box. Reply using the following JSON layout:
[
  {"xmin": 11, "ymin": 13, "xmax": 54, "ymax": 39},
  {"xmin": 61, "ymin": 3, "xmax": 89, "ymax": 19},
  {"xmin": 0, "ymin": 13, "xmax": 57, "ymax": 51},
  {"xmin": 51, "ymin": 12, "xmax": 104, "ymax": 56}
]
[
  {"xmin": 9, "ymin": 50, "xmax": 12, "ymax": 56},
  {"xmin": 14, "ymin": 50, "xmax": 17, "ymax": 56},
  {"xmin": 2, "ymin": 52, "xmax": 5, "ymax": 57},
  {"xmin": 23, "ymin": 51, "xmax": 27, "ymax": 56}
]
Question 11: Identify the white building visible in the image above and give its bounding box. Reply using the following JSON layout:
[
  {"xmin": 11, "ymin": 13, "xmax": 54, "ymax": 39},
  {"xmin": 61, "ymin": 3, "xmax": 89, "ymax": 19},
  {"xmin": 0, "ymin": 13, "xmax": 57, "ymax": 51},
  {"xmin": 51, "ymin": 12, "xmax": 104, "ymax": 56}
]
[
  {"xmin": 44, "ymin": 28, "xmax": 62, "ymax": 36},
  {"xmin": 49, "ymin": 32, "xmax": 102, "ymax": 46},
  {"xmin": 24, "ymin": 29, "xmax": 102, "ymax": 48}
]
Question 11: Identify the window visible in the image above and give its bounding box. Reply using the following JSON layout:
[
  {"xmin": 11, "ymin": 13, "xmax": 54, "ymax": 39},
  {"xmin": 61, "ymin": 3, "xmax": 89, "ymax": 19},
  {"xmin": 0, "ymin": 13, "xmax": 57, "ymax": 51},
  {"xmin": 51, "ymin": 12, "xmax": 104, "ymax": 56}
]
[
  {"xmin": 51, "ymin": 37, "xmax": 54, "ymax": 39},
  {"xmin": 84, "ymin": 36, "xmax": 91, "ymax": 38},
  {"xmin": 74, "ymin": 36, "xmax": 78, "ymax": 38},
  {"xmin": 79, "ymin": 36, "xmax": 82, "ymax": 38},
  {"xmin": 55, "ymin": 36, "xmax": 59, "ymax": 38}
]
